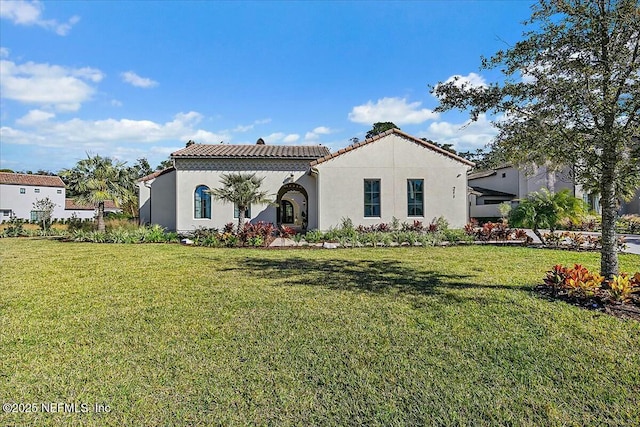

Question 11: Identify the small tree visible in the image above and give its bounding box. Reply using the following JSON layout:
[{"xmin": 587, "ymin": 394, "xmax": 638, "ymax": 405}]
[
  {"xmin": 509, "ymin": 189, "xmax": 586, "ymax": 244},
  {"xmin": 32, "ymin": 197, "xmax": 56, "ymax": 231},
  {"xmin": 433, "ymin": 0, "xmax": 640, "ymax": 278},
  {"xmin": 208, "ymin": 173, "xmax": 271, "ymax": 231},
  {"xmin": 61, "ymin": 155, "xmax": 129, "ymax": 232}
]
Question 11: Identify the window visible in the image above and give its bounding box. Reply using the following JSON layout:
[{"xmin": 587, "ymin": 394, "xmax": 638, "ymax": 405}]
[
  {"xmin": 30, "ymin": 210, "xmax": 45, "ymax": 222},
  {"xmin": 1, "ymin": 210, "xmax": 11, "ymax": 217},
  {"xmin": 20, "ymin": 188, "xmax": 25, "ymax": 194},
  {"xmin": 34, "ymin": 188, "xmax": 40, "ymax": 193},
  {"xmin": 57, "ymin": 189, "xmax": 62, "ymax": 194},
  {"xmin": 234, "ymin": 203, "xmax": 251, "ymax": 219},
  {"xmin": 364, "ymin": 179, "xmax": 381, "ymax": 217},
  {"xmin": 502, "ymin": 173, "xmax": 506, "ymax": 178},
  {"xmin": 281, "ymin": 200, "xmax": 294, "ymax": 223},
  {"xmin": 194, "ymin": 185, "xmax": 211, "ymax": 219},
  {"xmin": 407, "ymin": 179, "xmax": 424, "ymax": 216}
]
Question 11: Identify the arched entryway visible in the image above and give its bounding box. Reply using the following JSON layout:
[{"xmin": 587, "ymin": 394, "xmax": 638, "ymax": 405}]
[{"xmin": 276, "ymin": 183, "xmax": 308, "ymax": 231}]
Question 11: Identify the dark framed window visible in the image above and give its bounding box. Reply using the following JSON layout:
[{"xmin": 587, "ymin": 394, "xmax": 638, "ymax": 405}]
[
  {"xmin": 364, "ymin": 179, "xmax": 381, "ymax": 217},
  {"xmin": 234, "ymin": 203, "xmax": 251, "ymax": 219},
  {"xmin": 194, "ymin": 185, "xmax": 211, "ymax": 219},
  {"xmin": 30, "ymin": 210, "xmax": 45, "ymax": 222},
  {"xmin": 34, "ymin": 188, "xmax": 40, "ymax": 193},
  {"xmin": 20, "ymin": 188, "xmax": 25, "ymax": 194},
  {"xmin": 281, "ymin": 200, "xmax": 294, "ymax": 223},
  {"xmin": 407, "ymin": 179, "xmax": 424, "ymax": 216}
]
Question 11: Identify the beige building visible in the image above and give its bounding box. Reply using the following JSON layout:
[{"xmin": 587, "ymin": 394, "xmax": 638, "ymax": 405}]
[
  {"xmin": 139, "ymin": 129, "xmax": 474, "ymax": 232},
  {"xmin": 468, "ymin": 164, "xmax": 639, "ymax": 219}
]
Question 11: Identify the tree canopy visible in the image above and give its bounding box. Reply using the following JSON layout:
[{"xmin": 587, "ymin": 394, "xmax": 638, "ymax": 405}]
[
  {"xmin": 433, "ymin": 0, "xmax": 640, "ymax": 277},
  {"xmin": 61, "ymin": 155, "xmax": 131, "ymax": 232},
  {"xmin": 365, "ymin": 122, "xmax": 400, "ymax": 139}
]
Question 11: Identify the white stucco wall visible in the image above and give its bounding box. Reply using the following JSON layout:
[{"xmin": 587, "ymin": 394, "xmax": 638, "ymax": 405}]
[
  {"xmin": 472, "ymin": 166, "xmax": 520, "ymax": 196},
  {"xmin": 150, "ymin": 171, "xmax": 176, "ymax": 230},
  {"xmin": 314, "ymin": 134, "xmax": 471, "ymax": 229},
  {"xmin": 0, "ymin": 183, "xmax": 67, "ymax": 220},
  {"xmin": 173, "ymin": 158, "xmax": 318, "ymax": 232}
]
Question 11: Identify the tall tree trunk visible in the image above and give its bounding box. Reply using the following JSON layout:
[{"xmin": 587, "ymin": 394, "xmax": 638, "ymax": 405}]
[
  {"xmin": 238, "ymin": 205, "xmax": 245, "ymax": 233},
  {"xmin": 600, "ymin": 149, "xmax": 619, "ymax": 279},
  {"xmin": 97, "ymin": 201, "xmax": 106, "ymax": 232}
]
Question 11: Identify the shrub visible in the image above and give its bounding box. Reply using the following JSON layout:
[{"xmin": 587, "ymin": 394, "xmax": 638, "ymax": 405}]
[
  {"xmin": 304, "ymin": 229, "xmax": 324, "ymax": 243},
  {"xmin": 607, "ymin": 274, "xmax": 636, "ymax": 303},
  {"xmin": 564, "ymin": 264, "xmax": 604, "ymax": 299}
]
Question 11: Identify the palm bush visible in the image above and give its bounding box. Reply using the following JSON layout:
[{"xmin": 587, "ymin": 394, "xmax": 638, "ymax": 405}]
[{"xmin": 509, "ymin": 189, "xmax": 586, "ymax": 244}]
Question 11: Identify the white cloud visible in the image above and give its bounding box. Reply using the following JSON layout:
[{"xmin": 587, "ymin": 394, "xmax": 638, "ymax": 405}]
[
  {"xmin": 0, "ymin": 58, "xmax": 104, "ymax": 111},
  {"xmin": 304, "ymin": 125, "xmax": 335, "ymax": 141},
  {"xmin": 312, "ymin": 126, "xmax": 332, "ymax": 135},
  {"xmin": 16, "ymin": 109, "xmax": 55, "ymax": 126},
  {"xmin": 121, "ymin": 71, "xmax": 158, "ymax": 88},
  {"xmin": 263, "ymin": 132, "xmax": 285, "ymax": 143},
  {"xmin": 0, "ymin": 47, "xmax": 9, "ymax": 58},
  {"xmin": 283, "ymin": 134, "xmax": 300, "ymax": 143},
  {"xmin": 0, "ymin": 0, "xmax": 80, "ymax": 35},
  {"xmin": 348, "ymin": 97, "xmax": 439, "ymax": 125},
  {"xmin": 2, "ymin": 111, "xmax": 229, "ymax": 147},
  {"xmin": 418, "ymin": 113, "xmax": 498, "ymax": 152},
  {"xmin": 232, "ymin": 118, "xmax": 272, "ymax": 133},
  {"xmin": 111, "ymin": 99, "xmax": 123, "ymax": 107}
]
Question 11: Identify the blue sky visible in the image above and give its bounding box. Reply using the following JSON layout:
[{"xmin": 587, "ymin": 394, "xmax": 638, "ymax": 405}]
[{"xmin": 0, "ymin": 0, "xmax": 535, "ymax": 172}]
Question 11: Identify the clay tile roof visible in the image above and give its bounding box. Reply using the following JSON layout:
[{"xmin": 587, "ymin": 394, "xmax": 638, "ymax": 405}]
[
  {"xmin": 138, "ymin": 166, "xmax": 175, "ymax": 182},
  {"xmin": 65, "ymin": 199, "xmax": 119, "ymax": 210},
  {"xmin": 309, "ymin": 128, "xmax": 475, "ymax": 167},
  {"xmin": 0, "ymin": 172, "xmax": 65, "ymax": 188},
  {"xmin": 171, "ymin": 144, "xmax": 330, "ymax": 160}
]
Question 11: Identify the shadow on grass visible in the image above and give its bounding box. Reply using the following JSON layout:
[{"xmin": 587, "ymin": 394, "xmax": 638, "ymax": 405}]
[{"xmin": 222, "ymin": 256, "xmax": 529, "ymax": 302}]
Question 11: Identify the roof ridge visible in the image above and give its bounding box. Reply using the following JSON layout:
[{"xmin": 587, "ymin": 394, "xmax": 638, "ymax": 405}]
[{"xmin": 310, "ymin": 128, "xmax": 475, "ymax": 167}]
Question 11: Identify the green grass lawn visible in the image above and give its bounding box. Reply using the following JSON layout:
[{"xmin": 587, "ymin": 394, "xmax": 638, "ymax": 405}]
[{"xmin": 1, "ymin": 239, "xmax": 639, "ymax": 426}]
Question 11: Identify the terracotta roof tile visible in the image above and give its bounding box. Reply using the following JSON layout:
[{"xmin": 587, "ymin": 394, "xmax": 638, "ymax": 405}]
[
  {"xmin": 138, "ymin": 166, "xmax": 175, "ymax": 182},
  {"xmin": 65, "ymin": 199, "xmax": 119, "ymax": 210},
  {"xmin": 0, "ymin": 172, "xmax": 65, "ymax": 187},
  {"xmin": 309, "ymin": 128, "xmax": 475, "ymax": 167},
  {"xmin": 171, "ymin": 144, "xmax": 330, "ymax": 159}
]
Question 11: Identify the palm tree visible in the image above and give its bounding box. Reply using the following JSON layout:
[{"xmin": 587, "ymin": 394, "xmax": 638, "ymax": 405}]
[
  {"xmin": 61, "ymin": 155, "xmax": 130, "ymax": 232},
  {"xmin": 509, "ymin": 188, "xmax": 586, "ymax": 244},
  {"xmin": 208, "ymin": 173, "xmax": 271, "ymax": 231}
]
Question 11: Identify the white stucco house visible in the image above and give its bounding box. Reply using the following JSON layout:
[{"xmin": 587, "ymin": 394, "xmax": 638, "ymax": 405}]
[
  {"xmin": 138, "ymin": 129, "xmax": 474, "ymax": 233},
  {"xmin": 468, "ymin": 164, "xmax": 640, "ymax": 219},
  {"xmin": 0, "ymin": 172, "xmax": 121, "ymax": 221}
]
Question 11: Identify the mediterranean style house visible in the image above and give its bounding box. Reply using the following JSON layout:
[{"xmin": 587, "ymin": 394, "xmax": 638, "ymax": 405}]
[
  {"xmin": 468, "ymin": 164, "xmax": 640, "ymax": 219},
  {"xmin": 138, "ymin": 129, "xmax": 474, "ymax": 232},
  {"xmin": 0, "ymin": 172, "xmax": 120, "ymax": 221}
]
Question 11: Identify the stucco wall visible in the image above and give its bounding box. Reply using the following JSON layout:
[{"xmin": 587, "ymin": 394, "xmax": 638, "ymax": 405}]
[
  {"xmin": 151, "ymin": 171, "xmax": 177, "ymax": 230},
  {"xmin": 472, "ymin": 166, "xmax": 519, "ymax": 196},
  {"xmin": 314, "ymin": 134, "xmax": 470, "ymax": 229},
  {"xmin": 173, "ymin": 158, "xmax": 317, "ymax": 232}
]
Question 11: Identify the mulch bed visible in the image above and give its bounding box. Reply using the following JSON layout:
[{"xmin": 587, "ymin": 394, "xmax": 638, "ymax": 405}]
[{"xmin": 535, "ymin": 285, "xmax": 640, "ymax": 321}]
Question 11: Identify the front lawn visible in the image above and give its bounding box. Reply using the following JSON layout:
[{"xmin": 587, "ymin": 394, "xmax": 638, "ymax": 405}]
[{"xmin": 1, "ymin": 239, "xmax": 638, "ymax": 426}]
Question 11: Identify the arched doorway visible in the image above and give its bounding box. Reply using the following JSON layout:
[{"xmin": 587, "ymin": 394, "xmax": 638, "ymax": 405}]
[{"xmin": 276, "ymin": 183, "xmax": 308, "ymax": 231}]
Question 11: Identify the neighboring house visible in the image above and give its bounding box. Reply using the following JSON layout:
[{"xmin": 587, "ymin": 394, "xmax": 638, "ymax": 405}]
[
  {"xmin": 0, "ymin": 172, "xmax": 121, "ymax": 221},
  {"xmin": 0, "ymin": 173, "xmax": 67, "ymax": 221},
  {"xmin": 64, "ymin": 199, "xmax": 121, "ymax": 220},
  {"xmin": 139, "ymin": 129, "xmax": 474, "ymax": 232},
  {"xmin": 468, "ymin": 164, "xmax": 639, "ymax": 219}
]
